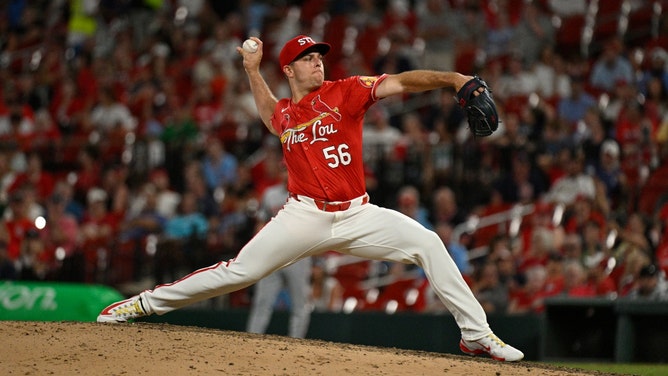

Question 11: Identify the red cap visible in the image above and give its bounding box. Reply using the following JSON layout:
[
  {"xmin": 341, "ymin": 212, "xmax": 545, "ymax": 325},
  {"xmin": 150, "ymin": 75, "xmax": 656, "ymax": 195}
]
[{"xmin": 279, "ymin": 35, "xmax": 330, "ymax": 67}]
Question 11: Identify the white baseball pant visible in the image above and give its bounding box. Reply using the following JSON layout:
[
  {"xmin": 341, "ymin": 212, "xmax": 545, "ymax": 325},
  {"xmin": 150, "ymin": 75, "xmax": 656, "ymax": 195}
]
[{"xmin": 139, "ymin": 195, "xmax": 492, "ymax": 341}]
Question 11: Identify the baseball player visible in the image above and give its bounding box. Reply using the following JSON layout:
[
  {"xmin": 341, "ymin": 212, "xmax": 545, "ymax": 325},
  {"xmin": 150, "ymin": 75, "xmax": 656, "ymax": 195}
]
[{"xmin": 98, "ymin": 35, "xmax": 524, "ymax": 362}]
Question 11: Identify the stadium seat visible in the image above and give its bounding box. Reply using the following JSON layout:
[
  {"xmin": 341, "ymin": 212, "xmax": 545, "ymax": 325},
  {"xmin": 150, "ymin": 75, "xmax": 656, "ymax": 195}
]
[
  {"xmin": 625, "ymin": 0, "xmax": 662, "ymax": 46},
  {"xmin": 555, "ymin": 15, "xmax": 586, "ymax": 56},
  {"xmin": 592, "ymin": 0, "xmax": 623, "ymax": 42}
]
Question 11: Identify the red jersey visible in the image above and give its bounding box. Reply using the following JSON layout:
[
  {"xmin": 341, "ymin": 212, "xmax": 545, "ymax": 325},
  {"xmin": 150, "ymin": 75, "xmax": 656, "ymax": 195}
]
[
  {"xmin": 5, "ymin": 219, "xmax": 35, "ymax": 260},
  {"xmin": 271, "ymin": 75, "xmax": 387, "ymax": 201}
]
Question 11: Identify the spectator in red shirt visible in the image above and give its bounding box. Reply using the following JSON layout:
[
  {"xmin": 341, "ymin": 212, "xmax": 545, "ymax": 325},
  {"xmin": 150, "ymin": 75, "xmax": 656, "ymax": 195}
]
[
  {"xmin": 0, "ymin": 145, "xmax": 18, "ymax": 206},
  {"xmin": 73, "ymin": 145, "xmax": 103, "ymax": 204},
  {"xmin": 0, "ymin": 95, "xmax": 35, "ymax": 149},
  {"xmin": 381, "ymin": 0, "xmax": 418, "ymax": 43},
  {"xmin": 42, "ymin": 193, "xmax": 80, "ymax": 265},
  {"xmin": 100, "ymin": 164, "xmax": 130, "ymax": 220},
  {"xmin": 2, "ymin": 190, "xmax": 37, "ymax": 261},
  {"xmin": 518, "ymin": 226, "xmax": 557, "ymax": 273},
  {"xmin": 8, "ymin": 151, "xmax": 55, "ymax": 203},
  {"xmin": 591, "ymin": 258, "xmax": 618, "ymax": 297},
  {"xmin": 615, "ymin": 100, "xmax": 658, "ymax": 209},
  {"xmin": 49, "ymin": 77, "xmax": 90, "ymax": 134},
  {"xmin": 616, "ymin": 248, "xmax": 652, "ymax": 297},
  {"xmin": 517, "ymin": 200, "xmax": 565, "ymax": 260},
  {"xmin": 544, "ymin": 252, "xmax": 566, "ymax": 297},
  {"xmin": 73, "ymin": 52, "xmax": 99, "ymax": 104},
  {"xmin": 611, "ymin": 213, "xmax": 651, "ymax": 263},
  {"xmin": 580, "ymin": 219, "xmax": 610, "ymax": 269},
  {"xmin": 249, "ymin": 136, "xmax": 288, "ymax": 198},
  {"xmin": 14, "ymin": 228, "xmax": 48, "ymax": 281},
  {"xmin": 80, "ymin": 187, "xmax": 119, "ymax": 246},
  {"xmin": 190, "ymin": 83, "xmax": 224, "ymax": 133},
  {"xmin": 563, "ymin": 260, "xmax": 596, "ymax": 297},
  {"xmin": 30, "ymin": 110, "xmax": 62, "ymax": 159},
  {"xmin": 79, "ymin": 186, "xmax": 121, "ymax": 283},
  {"xmin": 563, "ymin": 194, "xmax": 606, "ymax": 236},
  {"xmin": 508, "ymin": 265, "xmax": 550, "ymax": 314}
]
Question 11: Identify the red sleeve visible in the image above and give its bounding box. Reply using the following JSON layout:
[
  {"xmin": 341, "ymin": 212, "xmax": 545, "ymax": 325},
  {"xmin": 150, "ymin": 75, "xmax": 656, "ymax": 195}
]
[
  {"xmin": 338, "ymin": 75, "xmax": 388, "ymax": 120},
  {"xmin": 349, "ymin": 74, "xmax": 388, "ymax": 103},
  {"xmin": 270, "ymin": 98, "xmax": 290, "ymax": 135}
]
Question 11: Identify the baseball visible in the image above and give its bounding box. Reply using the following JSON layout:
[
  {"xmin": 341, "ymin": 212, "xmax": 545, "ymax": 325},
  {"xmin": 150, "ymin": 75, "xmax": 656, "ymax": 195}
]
[{"xmin": 242, "ymin": 39, "xmax": 258, "ymax": 53}]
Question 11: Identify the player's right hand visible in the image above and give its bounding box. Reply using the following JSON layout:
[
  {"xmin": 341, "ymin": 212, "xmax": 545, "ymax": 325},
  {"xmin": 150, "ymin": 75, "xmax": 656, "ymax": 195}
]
[{"xmin": 236, "ymin": 37, "xmax": 263, "ymax": 73}]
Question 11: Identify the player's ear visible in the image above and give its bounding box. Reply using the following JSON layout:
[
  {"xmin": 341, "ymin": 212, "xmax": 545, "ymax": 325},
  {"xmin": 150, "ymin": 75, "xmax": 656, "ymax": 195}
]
[{"xmin": 283, "ymin": 64, "xmax": 294, "ymax": 77}]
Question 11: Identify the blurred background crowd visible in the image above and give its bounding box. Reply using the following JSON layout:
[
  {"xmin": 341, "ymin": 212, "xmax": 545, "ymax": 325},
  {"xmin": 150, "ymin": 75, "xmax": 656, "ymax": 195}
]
[{"xmin": 0, "ymin": 0, "xmax": 667, "ymax": 315}]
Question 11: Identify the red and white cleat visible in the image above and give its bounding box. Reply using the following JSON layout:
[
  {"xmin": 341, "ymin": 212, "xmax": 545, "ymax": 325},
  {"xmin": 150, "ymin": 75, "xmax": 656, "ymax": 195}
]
[
  {"xmin": 97, "ymin": 296, "xmax": 147, "ymax": 323},
  {"xmin": 460, "ymin": 333, "xmax": 524, "ymax": 362}
]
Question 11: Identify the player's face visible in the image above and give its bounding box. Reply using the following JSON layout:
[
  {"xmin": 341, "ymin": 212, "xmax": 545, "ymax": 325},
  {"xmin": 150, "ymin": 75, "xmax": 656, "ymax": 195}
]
[{"xmin": 289, "ymin": 52, "xmax": 325, "ymax": 88}]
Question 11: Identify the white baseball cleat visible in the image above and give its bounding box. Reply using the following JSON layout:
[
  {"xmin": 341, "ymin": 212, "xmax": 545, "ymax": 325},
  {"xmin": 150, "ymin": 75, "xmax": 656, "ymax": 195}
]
[
  {"xmin": 97, "ymin": 296, "xmax": 147, "ymax": 323},
  {"xmin": 459, "ymin": 333, "xmax": 524, "ymax": 362}
]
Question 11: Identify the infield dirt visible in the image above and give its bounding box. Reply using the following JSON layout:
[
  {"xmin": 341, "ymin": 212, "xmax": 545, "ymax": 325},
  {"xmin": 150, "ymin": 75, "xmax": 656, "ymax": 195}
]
[{"xmin": 1, "ymin": 321, "xmax": 622, "ymax": 375}]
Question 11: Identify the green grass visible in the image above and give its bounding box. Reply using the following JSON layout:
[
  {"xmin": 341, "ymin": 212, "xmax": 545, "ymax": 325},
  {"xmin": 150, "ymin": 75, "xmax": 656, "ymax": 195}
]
[{"xmin": 553, "ymin": 362, "xmax": 668, "ymax": 376}]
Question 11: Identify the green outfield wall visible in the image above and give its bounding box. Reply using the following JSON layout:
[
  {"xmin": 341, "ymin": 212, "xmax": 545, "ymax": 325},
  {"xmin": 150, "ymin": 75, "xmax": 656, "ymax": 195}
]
[{"xmin": 0, "ymin": 281, "xmax": 123, "ymax": 322}]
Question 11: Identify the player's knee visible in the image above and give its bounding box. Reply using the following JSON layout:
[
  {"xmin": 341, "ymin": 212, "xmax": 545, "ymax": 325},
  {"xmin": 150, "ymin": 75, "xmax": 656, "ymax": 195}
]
[
  {"xmin": 423, "ymin": 230, "xmax": 444, "ymax": 248},
  {"xmin": 224, "ymin": 265, "xmax": 265, "ymax": 285},
  {"xmin": 403, "ymin": 231, "xmax": 447, "ymax": 263}
]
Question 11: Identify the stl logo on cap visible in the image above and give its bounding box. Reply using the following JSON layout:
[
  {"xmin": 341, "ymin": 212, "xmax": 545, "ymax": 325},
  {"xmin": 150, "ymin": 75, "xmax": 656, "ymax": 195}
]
[
  {"xmin": 279, "ymin": 35, "xmax": 331, "ymax": 67},
  {"xmin": 297, "ymin": 36, "xmax": 316, "ymax": 46}
]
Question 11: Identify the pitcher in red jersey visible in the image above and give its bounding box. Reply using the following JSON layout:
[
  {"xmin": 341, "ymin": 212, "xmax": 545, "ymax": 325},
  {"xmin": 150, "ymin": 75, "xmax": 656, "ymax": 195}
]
[{"xmin": 97, "ymin": 35, "xmax": 524, "ymax": 362}]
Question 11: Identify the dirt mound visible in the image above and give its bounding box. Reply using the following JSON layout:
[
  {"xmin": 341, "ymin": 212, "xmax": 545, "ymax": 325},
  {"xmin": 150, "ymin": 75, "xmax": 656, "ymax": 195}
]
[{"xmin": 2, "ymin": 321, "xmax": 613, "ymax": 375}]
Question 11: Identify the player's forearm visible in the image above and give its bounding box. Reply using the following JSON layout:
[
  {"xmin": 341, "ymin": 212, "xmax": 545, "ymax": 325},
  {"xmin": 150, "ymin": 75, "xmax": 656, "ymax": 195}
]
[
  {"xmin": 399, "ymin": 70, "xmax": 470, "ymax": 92},
  {"xmin": 377, "ymin": 70, "xmax": 470, "ymax": 98},
  {"xmin": 246, "ymin": 69, "xmax": 279, "ymax": 135}
]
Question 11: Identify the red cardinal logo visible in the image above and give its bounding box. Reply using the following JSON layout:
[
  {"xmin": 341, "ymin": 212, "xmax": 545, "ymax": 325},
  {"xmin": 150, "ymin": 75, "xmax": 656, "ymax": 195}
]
[{"xmin": 311, "ymin": 95, "xmax": 342, "ymax": 122}]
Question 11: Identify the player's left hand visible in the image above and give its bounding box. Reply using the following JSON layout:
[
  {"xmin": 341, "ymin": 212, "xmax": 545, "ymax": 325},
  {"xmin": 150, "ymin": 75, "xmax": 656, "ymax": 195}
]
[{"xmin": 456, "ymin": 76, "xmax": 499, "ymax": 138}]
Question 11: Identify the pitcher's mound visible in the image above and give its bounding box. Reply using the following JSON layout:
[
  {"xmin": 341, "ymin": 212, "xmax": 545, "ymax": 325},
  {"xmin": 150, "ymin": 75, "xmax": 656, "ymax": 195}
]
[{"xmin": 2, "ymin": 321, "xmax": 610, "ymax": 375}]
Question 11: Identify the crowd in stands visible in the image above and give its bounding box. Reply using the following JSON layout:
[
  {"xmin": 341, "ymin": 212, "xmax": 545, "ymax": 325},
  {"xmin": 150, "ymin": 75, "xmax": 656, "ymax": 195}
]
[{"xmin": 1, "ymin": 0, "xmax": 668, "ymax": 315}]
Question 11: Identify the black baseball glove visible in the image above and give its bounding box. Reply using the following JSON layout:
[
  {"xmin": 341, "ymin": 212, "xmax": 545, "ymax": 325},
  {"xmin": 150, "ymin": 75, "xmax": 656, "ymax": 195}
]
[{"xmin": 456, "ymin": 76, "xmax": 498, "ymax": 138}]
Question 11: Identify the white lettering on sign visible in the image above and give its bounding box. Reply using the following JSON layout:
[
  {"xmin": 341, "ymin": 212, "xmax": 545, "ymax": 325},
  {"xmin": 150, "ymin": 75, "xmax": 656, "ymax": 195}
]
[{"xmin": 0, "ymin": 283, "xmax": 58, "ymax": 311}]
